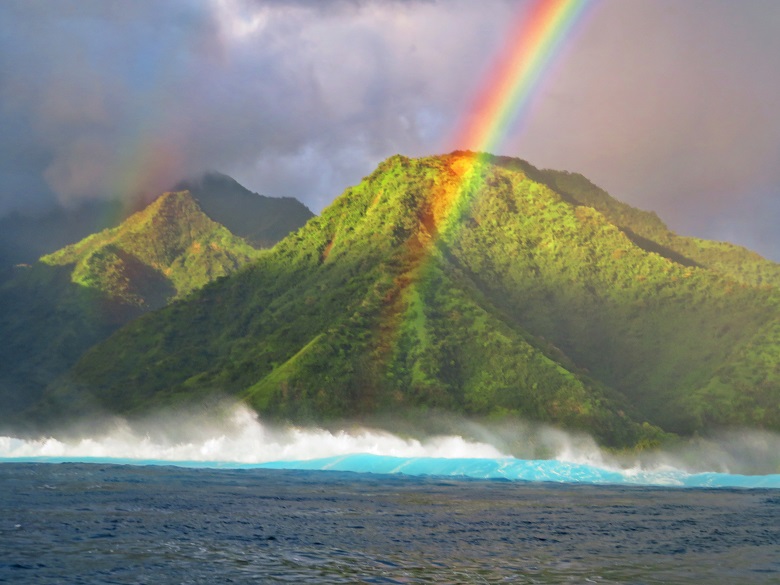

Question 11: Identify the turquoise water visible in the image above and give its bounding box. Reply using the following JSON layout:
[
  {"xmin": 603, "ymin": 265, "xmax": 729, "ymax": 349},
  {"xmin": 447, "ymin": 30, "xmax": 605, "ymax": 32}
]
[
  {"xmin": 256, "ymin": 453, "xmax": 780, "ymax": 488},
  {"xmin": 5, "ymin": 414, "xmax": 779, "ymax": 582},
  {"xmin": 4, "ymin": 453, "xmax": 780, "ymax": 488}
]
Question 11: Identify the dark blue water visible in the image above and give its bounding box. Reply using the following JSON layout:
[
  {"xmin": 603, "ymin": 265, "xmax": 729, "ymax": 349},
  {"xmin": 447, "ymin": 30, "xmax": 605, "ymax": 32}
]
[{"xmin": 2, "ymin": 462, "xmax": 779, "ymax": 584}]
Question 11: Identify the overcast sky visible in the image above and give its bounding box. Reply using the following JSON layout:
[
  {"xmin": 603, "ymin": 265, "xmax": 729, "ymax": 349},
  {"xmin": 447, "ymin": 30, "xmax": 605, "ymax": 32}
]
[{"xmin": 1, "ymin": 0, "xmax": 779, "ymax": 259}]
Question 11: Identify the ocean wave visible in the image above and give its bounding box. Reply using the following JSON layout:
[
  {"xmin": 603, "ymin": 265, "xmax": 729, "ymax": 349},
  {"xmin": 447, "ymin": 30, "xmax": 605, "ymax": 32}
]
[{"xmin": 2, "ymin": 405, "xmax": 780, "ymax": 488}]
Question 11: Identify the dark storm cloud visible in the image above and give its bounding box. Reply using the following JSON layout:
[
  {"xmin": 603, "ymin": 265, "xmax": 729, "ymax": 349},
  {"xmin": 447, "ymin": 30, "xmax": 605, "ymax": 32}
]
[
  {"xmin": 1, "ymin": 0, "xmax": 779, "ymax": 258},
  {"xmin": 0, "ymin": 0, "xmax": 490, "ymax": 213}
]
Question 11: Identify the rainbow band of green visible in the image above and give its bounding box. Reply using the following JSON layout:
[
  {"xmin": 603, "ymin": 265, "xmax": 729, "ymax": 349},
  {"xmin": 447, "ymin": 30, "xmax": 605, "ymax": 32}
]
[{"xmin": 453, "ymin": 0, "xmax": 593, "ymax": 155}]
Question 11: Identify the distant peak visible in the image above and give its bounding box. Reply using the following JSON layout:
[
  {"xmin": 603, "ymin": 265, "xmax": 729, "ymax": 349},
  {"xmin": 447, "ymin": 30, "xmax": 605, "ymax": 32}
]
[
  {"xmin": 173, "ymin": 171, "xmax": 243, "ymax": 193},
  {"xmin": 141, "ymin": 189, "xmax": 199, "ymax": 214}
]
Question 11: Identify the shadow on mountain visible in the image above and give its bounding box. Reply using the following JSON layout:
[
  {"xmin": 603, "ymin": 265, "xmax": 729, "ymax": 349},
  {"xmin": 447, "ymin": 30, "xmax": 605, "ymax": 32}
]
[
  {"xmin": 618, "ymin": 228, "xmax": 700, "ymax": 268},
  {"xmin": 176, "ymin": 172, "xmax": 314, "ymax": 248},
  {"xmin": 0, "ymin": 262, "xmax": 151, "ymax": 433}
]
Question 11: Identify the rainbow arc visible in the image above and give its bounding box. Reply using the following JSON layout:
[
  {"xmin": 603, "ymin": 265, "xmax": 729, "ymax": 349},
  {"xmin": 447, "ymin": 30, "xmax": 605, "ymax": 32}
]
[
  {"xmin": 436, "ymin": 0, "xmax": 594, "ymax": 237},
  {"xmin": 377, "ymin": 0, "xmax": 596, "ymax": 380}
]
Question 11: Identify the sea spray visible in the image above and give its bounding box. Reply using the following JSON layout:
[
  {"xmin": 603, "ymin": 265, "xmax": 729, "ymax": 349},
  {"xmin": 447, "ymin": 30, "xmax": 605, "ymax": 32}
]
[
  {"xmin": 2, "ymin": 404, "xmax": 780, "ymax": 487},
  {"xmin": 0, "ymin": 405, "xmax": 507, "ymax": 463}
]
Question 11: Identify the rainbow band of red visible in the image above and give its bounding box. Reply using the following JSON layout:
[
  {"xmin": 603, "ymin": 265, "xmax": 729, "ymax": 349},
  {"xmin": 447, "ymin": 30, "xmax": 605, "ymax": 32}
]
[{"xmin": 451, "ymin": 0, "xmax": 592, "ymax": 155}]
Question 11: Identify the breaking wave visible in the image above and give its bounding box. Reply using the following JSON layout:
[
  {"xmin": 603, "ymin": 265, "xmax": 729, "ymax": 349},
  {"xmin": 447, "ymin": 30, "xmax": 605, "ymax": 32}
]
[{"xmin": 2, "ymin": 405, "xmax": 779, "ymax": 488}]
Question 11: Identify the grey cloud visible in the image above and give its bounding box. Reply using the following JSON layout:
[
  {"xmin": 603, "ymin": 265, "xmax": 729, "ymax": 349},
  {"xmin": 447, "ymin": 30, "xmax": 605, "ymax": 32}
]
[
  {"xmin": 1, "ymin": 0, "xmax": 488, "ymax": 212},
  {"xmin": 0, "ymin": 0, "xmax": 219, "ymax": 207}
]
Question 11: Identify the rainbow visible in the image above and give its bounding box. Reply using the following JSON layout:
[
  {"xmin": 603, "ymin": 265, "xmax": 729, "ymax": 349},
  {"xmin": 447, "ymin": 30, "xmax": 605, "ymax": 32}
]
[
  {"xmin": 451, "ymin": 0, "xmax": 593, "ymax": 156},
  {"xmin": 421, "ymin": 0, "xmax": 595, "ymax": 242},
  {"xmin": 380, "ymin": 0, "xmax": 595, "ymax": 361}
]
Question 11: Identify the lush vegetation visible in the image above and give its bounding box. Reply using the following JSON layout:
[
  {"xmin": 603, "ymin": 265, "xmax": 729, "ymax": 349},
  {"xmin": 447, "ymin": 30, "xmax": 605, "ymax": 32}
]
[
  {"xmin": 0, "ymin": 189, "xmax": 306, "ymax": 429},
  {"xmin": 175, "ymin": 172, "xmax": 314, "ymax": 248},
  {"xmin": 0, "ymin": 172, "xmax": 313, "ymax": 283},
  {"xmin": 42, "ymin": 191, "xmax": 261, "ymax": 305},
  {"xmin": 536, "ymin": 165, "xmax": 780, "ymax": 288},
  {"xmin": 38, "ymin": 152, "xmax": 780, "ymax": 446}
]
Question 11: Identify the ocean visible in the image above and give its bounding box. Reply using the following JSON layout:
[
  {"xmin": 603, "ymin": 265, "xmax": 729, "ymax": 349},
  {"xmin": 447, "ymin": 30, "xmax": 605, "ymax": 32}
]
[
  {"xmin": 2, "ymin": 409, "xmax": 780, "ymax": 583},
  {"xmin": 1, "ymin": 462, "xmax": 779, "ymax": 584}
]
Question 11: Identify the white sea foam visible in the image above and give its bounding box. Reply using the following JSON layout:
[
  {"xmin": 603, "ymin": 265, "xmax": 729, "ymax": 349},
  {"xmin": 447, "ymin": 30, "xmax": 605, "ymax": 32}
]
[
  {"xmin": 2, "ymin": 405, "xmax": 780, "ymax": 481},
  {"xmin": 0, "ymin": 405, "xmax": 507, "ymax": 463}
]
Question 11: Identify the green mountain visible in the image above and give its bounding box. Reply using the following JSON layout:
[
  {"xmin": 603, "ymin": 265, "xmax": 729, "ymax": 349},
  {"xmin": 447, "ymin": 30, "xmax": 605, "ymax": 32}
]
[
  {"xmin": 535, "ymin": 167, "xmax": 780, "ymax": 288},
  {"xmin": 0, "ymin": 173, "xmax": 313, "ymax": 282},
  {"xmin": 176, "ymin": 172, "xmax": 314, "ymax": 248},
  {"xmin": 0, "ymin": 191, "xmax": 263, "ymax": 427},
  {"xmin": 41, "ymin": 191, "xmax": 262, "ymax": 305},
  {"xmin": 36, "ymin": 153, "xmax": 780, "ymax": 446}
]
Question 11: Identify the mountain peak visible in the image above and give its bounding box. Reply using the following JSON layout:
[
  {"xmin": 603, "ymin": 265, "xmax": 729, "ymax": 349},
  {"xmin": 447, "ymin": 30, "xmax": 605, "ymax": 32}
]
[
  {"xmin": 1, "ymin": 180, "xmax": 316, "ymax": 428},
  {"xmin": 174, "ymin": 172, "xmax": 243, "ymax": 196},
  {"xmin": 118, "ymin": 190, "xmax": 202, "ymax": 239},
  {"xmin": 174, "ymin": 172, "xmax": 314, "ymax": 248},
  {"xmin": 41, "ymin": 188, "xmax": 259, "ymax": 306},
  {"xmin": 0, "ymin": 189, "xmax": 262, "ymax": 425}
]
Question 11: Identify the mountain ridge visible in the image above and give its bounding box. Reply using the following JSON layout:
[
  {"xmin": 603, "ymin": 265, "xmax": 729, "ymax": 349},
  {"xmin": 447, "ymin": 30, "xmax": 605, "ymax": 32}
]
[
  {"xmin": 41, "ymin": 190, "xmax": 261, "ymax": 306},
  {"xmin": 175, "ymin": 172, "xmax": 314, "ymax": 248},
  {"xmin": 0, "ymin": 172, "xmax": 314, "ymax": 281},
  {"xmin": 32, "ymin": 152, "xmax": 780, "ymax": 445},
  {"xmin": 0, "ymin": 185, "xmax": 309, "ymax": 430},
  {"xmin": 532, "ymin": 163, "xmax": 780, "ymax": 288},
  {"xmin": 36, "ymin": 152, "xmax": 780, "ymax": 446}
]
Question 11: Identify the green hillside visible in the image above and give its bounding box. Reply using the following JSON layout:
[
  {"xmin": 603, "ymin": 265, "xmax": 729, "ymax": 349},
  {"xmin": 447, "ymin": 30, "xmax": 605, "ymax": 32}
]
[
  {"xmin": 37, "ymin": 153, "xmax": 780, "ymax": 446},
  {"xmin": 41, "ymin": 191, "xmax": 261, "ymax": 305},
  {"xmin": 0, "ymin": 173, "xmax": 313, "ymax": 282},
  {"xmin": 535, "ymin": 165, "xmax": 780, "ymax": 288},
  {"xmin": 0, "ymin": 191, "xmax": 264, "ymax": 428},
  {"xmin": 176, "ymin": 172, "xmax": 314, "ymax": 248}
]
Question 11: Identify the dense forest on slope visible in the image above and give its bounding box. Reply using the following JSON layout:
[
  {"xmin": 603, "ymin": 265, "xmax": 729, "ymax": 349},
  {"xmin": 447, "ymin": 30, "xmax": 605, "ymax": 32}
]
[
  {"xmin": 37, "ymin": 152, "xmax": 780, "ymax": 446},
  {"xmin": 534, "ymin": 165, "xmax": 780, "ymax": 288},
  {"xmin": 41, "ymin": 191, "xmax": 260, "ymax": 304},
  {"xmin": 0, "ymin": 188, "xmax": 309, "ymax": 429}
]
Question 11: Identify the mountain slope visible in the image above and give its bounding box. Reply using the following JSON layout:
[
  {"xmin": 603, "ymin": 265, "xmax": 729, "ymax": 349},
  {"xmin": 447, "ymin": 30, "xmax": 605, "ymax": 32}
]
[
  {"xmin": 41, "ymin": 153, "xmax": 780, "ymax": 445},
  {"xmin": 41, "ymin": 191, "xmax": 261, "ymax": 305},
  {"xmin": 0, "ymin": 191, "xmax": 264, "ymax": 429},
  {"xmin": 176, "ymin": 172, "xmax": 314, "ymax": 248},
  {"xmin": 535, "ymin": 165, "xmax": 780, "ymax": 288},
  {"xmin": 0, "ymin": 173, "xmax": 313, "ymax": 282}
]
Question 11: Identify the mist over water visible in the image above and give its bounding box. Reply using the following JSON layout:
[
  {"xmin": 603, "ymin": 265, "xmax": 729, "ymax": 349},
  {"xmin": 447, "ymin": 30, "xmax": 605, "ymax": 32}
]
[
  {"xmin": 2, "ymin": 404, "xmax": 779, "ymax": 487},
  {"xmin": 0, "ymin": 405, "xmax": 507, "ymax": 463}
]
